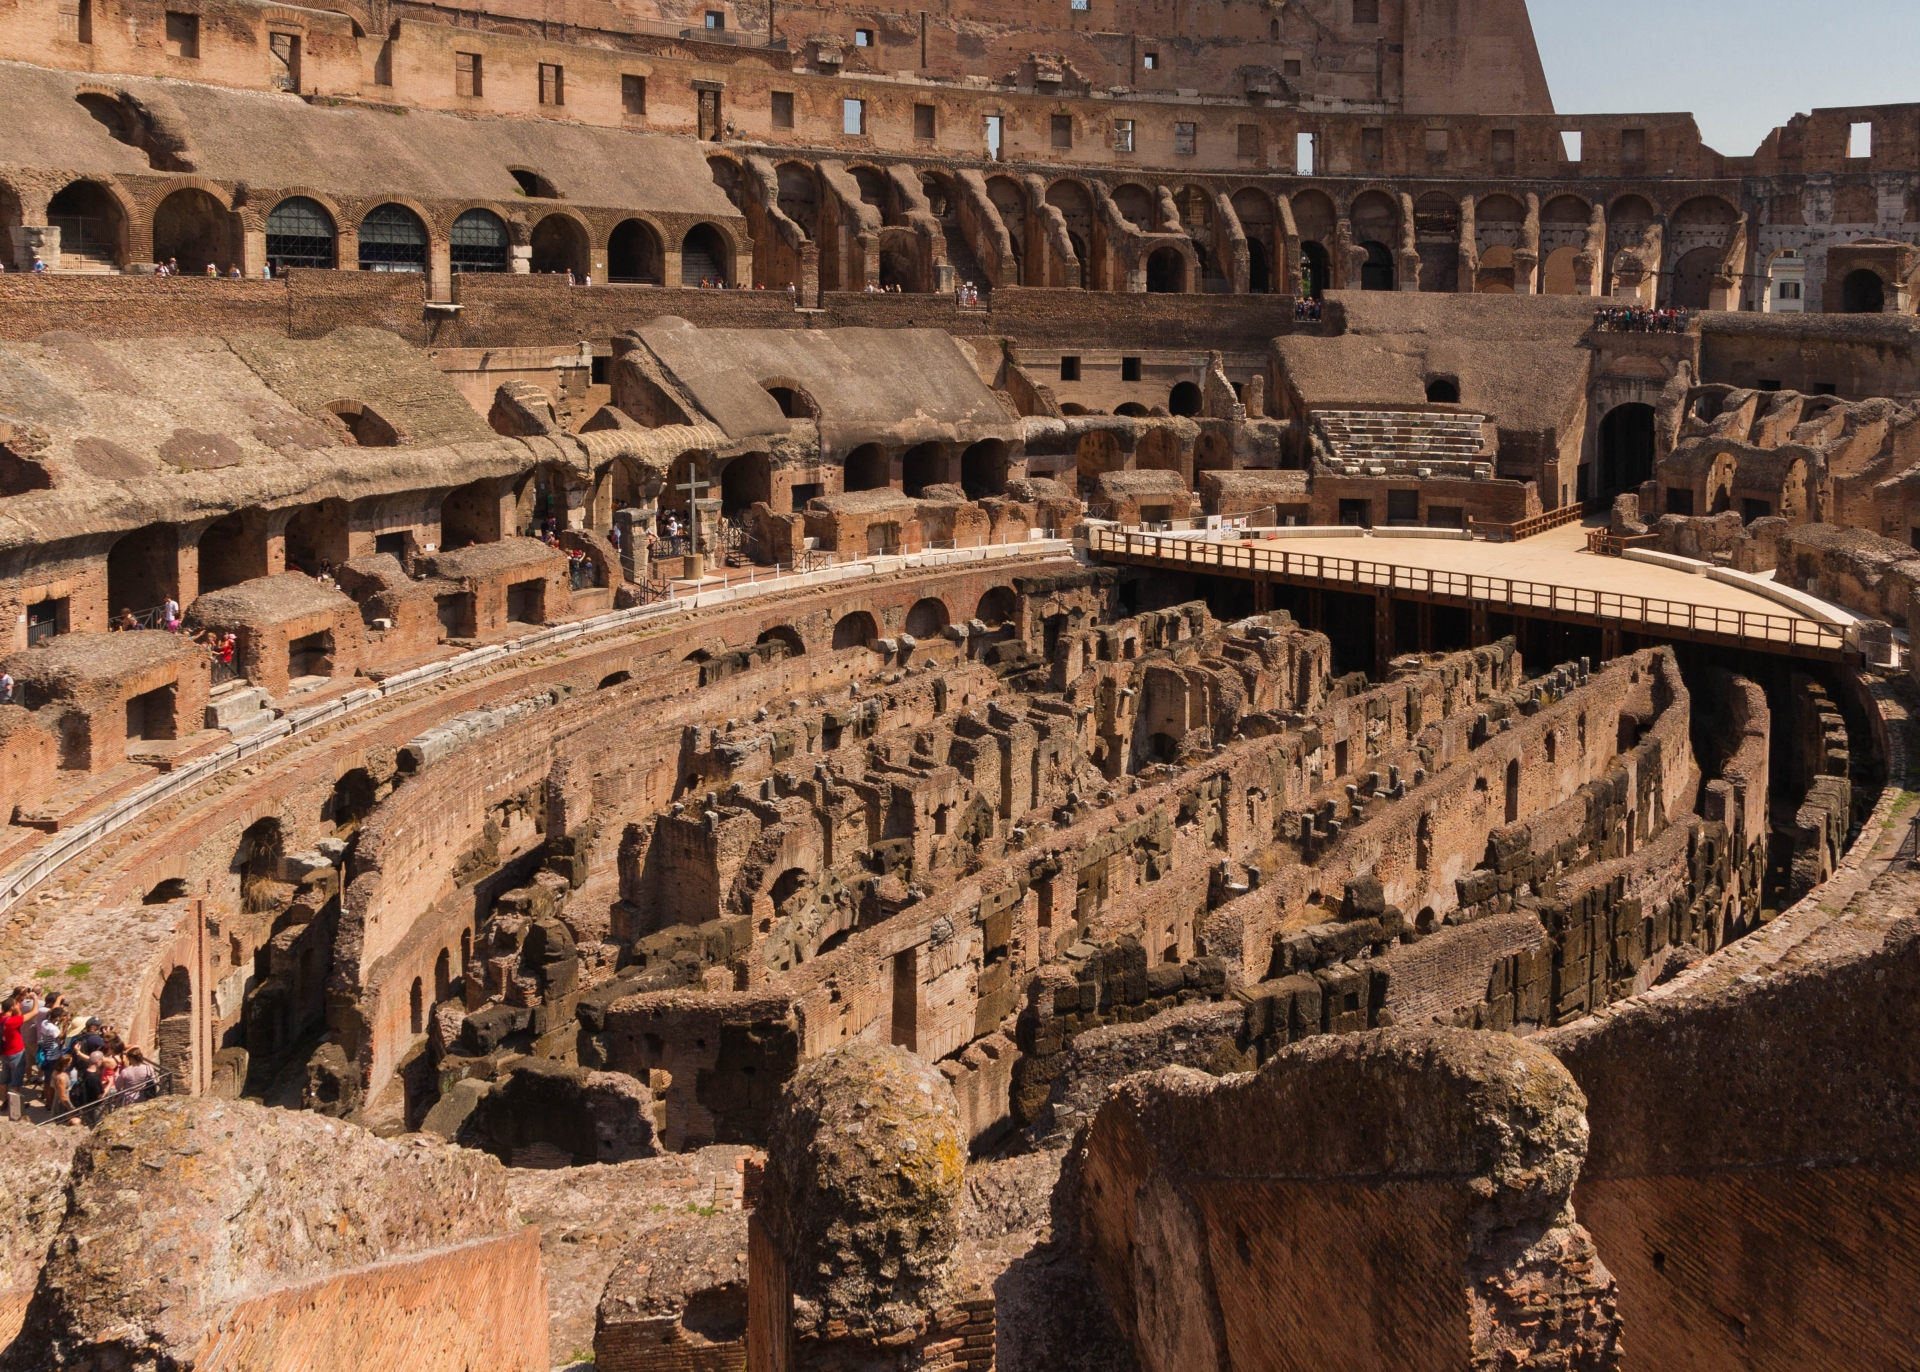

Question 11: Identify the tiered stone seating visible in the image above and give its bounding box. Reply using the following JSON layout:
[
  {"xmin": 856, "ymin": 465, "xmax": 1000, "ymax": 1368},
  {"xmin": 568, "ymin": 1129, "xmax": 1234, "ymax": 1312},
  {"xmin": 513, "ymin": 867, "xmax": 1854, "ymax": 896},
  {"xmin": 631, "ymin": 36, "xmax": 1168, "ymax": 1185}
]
[{"xmin": 1313, "ymin": 409, "xmax": 1494, "ymax": 479}]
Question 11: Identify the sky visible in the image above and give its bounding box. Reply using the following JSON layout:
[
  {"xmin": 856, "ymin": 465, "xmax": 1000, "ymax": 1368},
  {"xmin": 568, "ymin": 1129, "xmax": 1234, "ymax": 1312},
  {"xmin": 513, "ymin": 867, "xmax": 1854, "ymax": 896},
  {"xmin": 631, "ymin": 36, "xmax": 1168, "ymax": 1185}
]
[{"xmin": 1527, "ymin": 0, "xmax": 1920, "ymax": 156}]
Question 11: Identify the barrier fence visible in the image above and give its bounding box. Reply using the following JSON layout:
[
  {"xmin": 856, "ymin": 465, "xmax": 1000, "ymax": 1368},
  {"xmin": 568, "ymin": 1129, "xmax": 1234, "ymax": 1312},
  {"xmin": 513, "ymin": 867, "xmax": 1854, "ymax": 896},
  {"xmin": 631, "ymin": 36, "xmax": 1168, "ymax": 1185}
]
[{"xmin": 1088, "ymin": 527, "xmax": 1849, "ymax": 656}]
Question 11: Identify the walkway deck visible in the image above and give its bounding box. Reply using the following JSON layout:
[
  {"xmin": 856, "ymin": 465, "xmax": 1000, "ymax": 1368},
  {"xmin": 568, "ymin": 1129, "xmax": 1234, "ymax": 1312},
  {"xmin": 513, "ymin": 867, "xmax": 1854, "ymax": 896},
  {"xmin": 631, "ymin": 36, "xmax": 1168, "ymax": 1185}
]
[{"xmin": 1087, "ymin": 522, "xmax": 1853, "ymax": 663}]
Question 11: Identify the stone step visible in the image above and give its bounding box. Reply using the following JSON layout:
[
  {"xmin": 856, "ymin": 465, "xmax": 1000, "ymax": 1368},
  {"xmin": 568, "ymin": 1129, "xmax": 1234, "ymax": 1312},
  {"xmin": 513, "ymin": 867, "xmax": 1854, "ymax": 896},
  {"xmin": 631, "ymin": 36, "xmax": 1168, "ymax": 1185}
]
[{"xmin": 207, "ymin": 685, "xmax": 275, "ymax": 734}]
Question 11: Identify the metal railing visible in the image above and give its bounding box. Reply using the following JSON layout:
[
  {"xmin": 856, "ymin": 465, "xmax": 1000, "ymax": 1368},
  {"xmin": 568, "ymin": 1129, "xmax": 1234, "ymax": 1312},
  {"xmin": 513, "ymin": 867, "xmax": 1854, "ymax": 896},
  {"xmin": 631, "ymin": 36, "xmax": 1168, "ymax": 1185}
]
[
  {"xmin": 1088, "ymin": 526, "xmax": 1849, "ymax": 655},
  {"xmin": 39, "ymin": 1070, "xmax": 172, "ymax": 1127}
]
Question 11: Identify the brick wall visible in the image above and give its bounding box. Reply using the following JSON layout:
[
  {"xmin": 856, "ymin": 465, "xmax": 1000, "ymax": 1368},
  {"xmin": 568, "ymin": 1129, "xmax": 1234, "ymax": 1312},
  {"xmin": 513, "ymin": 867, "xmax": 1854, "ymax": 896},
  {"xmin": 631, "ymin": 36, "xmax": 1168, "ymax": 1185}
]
[{"xmin": 194, "ymin": 1226, "xmax": 548, "ymax": 1371}]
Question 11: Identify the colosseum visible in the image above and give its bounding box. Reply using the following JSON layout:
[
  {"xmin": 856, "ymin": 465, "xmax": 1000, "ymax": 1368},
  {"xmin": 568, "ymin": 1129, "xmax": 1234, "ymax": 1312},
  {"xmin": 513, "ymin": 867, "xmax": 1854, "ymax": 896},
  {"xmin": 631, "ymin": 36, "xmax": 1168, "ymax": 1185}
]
[{"xmin": 0, "ymin": 0, "xmax": 1916, "ymax": 1366}]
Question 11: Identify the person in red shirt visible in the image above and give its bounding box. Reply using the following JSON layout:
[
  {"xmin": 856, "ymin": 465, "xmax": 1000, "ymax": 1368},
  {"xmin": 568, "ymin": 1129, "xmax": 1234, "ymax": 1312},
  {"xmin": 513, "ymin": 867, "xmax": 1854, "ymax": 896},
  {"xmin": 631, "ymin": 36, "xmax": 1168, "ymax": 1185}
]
[{"xmin": 0, "ymin": 994, "xmax": 26, "ymax": 1093}]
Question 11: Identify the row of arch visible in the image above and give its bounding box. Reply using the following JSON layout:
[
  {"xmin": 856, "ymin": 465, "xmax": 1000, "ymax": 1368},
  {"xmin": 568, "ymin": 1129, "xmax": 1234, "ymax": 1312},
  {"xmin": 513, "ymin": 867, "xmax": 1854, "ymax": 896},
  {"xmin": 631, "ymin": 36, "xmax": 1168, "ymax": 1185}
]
[
  {"xmin": 19, "ymin": 177, "xmax": 735, "ymax": 284},
  {"xmin": 684, "ymin": 585, "xmax": 1022, "ymax": 665}
]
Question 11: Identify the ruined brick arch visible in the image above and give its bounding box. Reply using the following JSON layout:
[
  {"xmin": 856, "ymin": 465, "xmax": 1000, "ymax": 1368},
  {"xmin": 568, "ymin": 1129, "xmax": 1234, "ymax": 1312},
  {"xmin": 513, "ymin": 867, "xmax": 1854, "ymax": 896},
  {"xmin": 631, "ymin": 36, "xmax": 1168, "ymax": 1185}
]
[
  {"xmin": 1231, "ymin": 187, "xmax": 1277, "ymax": 291},
  {"xmin": 47, "ymin": 176, "xmax": 135, "ymax": 266},
  {"xmin": 984, "ymin": 175, "xmax": 1028, "ymax": 272},
  {"xmin": 904, "ymin": 596, "xmax": 952, "ymax": 639},
  {"xmin": 960, "ymin": 439, "xmax": 1009, "ymax": 498},
  {"xmin": 1111, "ymin": 183, "xmax": 1155, "ymax": 231},
  {"xmin": 843, "ymin": 443, "xmax": 891, "ymax": 491},
  {"xmin": 1145, "ymin": 244, "xmax": 1192, "ymax": 293},
  {"xmin": 755, "ymin": 624, "xmax": 806, "ymax": 658},
  {"xmin": 151, "ymin": 183, "xmax": 243, "ymax": 275},
  {"xmin": 975, "ymin": 584, "xmax": 1018, "ymax": 626},
  {"xmin": 607, "ymin": 215, "xmax": 666, "ymax": 284},
  {"xmin": 757, "ymin": 375, "xmax": 820, "ymax": 419},
  {"xmin": 354, "ymin": 197, "xmax": 435, "ymax": 273},
  {"xmin": 0, "ymin": 177, "xmax": 22, "ymax": 267},
  {"xmin": 876, "ymin": 225, "xmax": 922, "ymax": 291},
  {"xmin": 680, "ymin": 220, "xmax": 736, "ymax": 286},
  {"xmin": 775, "ymin": 161, "xmax": 821, "ymax": 239},
  {"xmin": 529, "ymin": 207, "xmax": 593, "ymax": 278},
  {"xmin": 830, "ymin": 609, "xmax": 879, "ymax": 650}
]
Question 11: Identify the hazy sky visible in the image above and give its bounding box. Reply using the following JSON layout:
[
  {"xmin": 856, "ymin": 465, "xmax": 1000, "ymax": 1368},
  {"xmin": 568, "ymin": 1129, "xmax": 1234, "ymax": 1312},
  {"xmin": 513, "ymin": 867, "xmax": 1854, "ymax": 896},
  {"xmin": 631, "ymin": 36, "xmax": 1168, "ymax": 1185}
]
[{"xmin": 1528, "ymin": 0, "xmax": 1920, "ymax": 156}]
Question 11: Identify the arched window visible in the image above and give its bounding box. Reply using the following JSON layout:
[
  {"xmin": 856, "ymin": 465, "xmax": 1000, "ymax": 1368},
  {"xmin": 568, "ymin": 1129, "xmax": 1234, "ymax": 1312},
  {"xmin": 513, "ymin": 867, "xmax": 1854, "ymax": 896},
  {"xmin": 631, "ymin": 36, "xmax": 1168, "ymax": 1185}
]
[
  {"xmin": 450, "ymin": 208, "xmax": 509, "ymax": 273},
  {"xmin": 266, "ymin": 196, "xmax": 335, "ymax": 271},
  {"xmin": 1169, "ymin": 381, "xmax": 1202, "ymax": 417},
  {"xmin": 681, "ymin": 223, "xmax": 729, "ymax": 285},
  {"xmin": 608, "ymin": 219, "xmax": 663, "ymax": 284},
  {"xmin": 357, "ymin": 203, "xmax": 428, "ymax": 272}
]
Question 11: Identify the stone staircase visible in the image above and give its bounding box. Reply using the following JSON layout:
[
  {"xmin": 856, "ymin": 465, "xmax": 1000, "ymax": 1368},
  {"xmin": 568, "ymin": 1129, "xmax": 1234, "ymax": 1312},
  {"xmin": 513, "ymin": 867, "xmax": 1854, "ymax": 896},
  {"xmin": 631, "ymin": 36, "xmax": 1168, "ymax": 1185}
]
[
  {"xmin": 1313, "ymin": 410, "xmax": 1494, "ymax": 480},
  {"xmin": 205, "ymin": 680, "xmax": 278, "ymax": 738}
]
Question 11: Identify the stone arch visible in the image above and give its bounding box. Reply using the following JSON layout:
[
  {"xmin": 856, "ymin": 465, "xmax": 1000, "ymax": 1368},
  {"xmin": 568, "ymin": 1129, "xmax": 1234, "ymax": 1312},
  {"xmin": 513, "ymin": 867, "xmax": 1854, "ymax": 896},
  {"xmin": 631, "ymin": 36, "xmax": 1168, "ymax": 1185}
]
[
  {"xmin": 760, "ymin": 377, "xmax": 820, "ymax": 419},
  {"xmin": 47, "ymin": 178, "xmax": 129, "ymax": 266},
  {"xmin": 1359, "ymin": 240, "xmax": 1395, "ymax": 291},
  {"xmin": 680, "ymin": 222, "xmax": 732, "ymax": 285},
  {"xmin": 877, "ymin": 226, "xmax": 921, "ymax": 291},
  {"xmin": 449, "ymin": 207, "xmax": 511, "ymax": 273},
  {"xmin": 1232, "ymin": 188, "xmax": 1276, "ymax": 290},
  {"xmin": 357, "ymin": 201, "xmax": 429, "ymax": 272},
  {"xmin": 1146, "ymin": 246, "xmax": 1187, "ymax": 293},
  {"xmin": 150, "ymin": 186, "xmax": 237, "ymax": 274},
  {"xmin": 1541, "ymin": 245, "xmax": 1580, "ymax": 295},
  {"xmin": 266, "ymin": 194, "xmax": 337, "ymax": 272},
  {"xmin": 441, "ymin": 476, "xmax": 503, "ymax": 550},
  {"xmin": 705, "ymin": 154, "xmax": 744, "ymax": 208},
  {"xmin": 1193, "ymin": 430, "xmax": 1232, "ymax": 475},
  {"xmin": 1299, "ymin": 240, "xmax": 1331, "ymax": 298},
  {"xmin": 530, "ymin": 210, "xmax": 591, "ymax": 277},
  {"xmin": 608, "ymin": 217, "xmax": 665, "ymax": 283},
  {"xmin": 1349, "ymin": 188, "xmax": 1399, "ymax": 247},
  {"xmin": 1426, "ymin": 376, "xmax": 1461, "ymax": 403},
  {"xmin": 831, "ymin": 610, "xmax": 878, "ymax": 650},
  {"xmin": 1076, "ymin": 430, "xmax": 1124, "ymax": 483},
  {"xmin": 905, "ymin": 597, "xmax": 950, "ymax": 639},
  {"xmin": 756, "ymin": 625, "xmax": 806, "ymax": 657},
  {"xmin": 843, "ymin": 443, "xmax": 890, "ymax": 491},
  {"xmin": 1136, "ymin": 426, "xmax": 1183, "ymax": 473},
  {"xmin": 1169, "ymin": 381, "xmax": 1203, "ymax": 417},
  {"xmin": 960, "ymin": 439, "xmax": 1009, "ymax": 498},
  {"xmin": 1112, "ymin": 184, "xmax": 1155, "ymax": 230},
  {"xmin": 1667, "ymin": 246, "xmax": 1722, "ymax": 310},
  {"xmin": 976, "ymin": 585, "xmax": 1017, "ymax": 626},
  {"xmin": 777, "ymin": 162, "xmax": 822, "ymax": 238},
  {"xmin": 1476, "ymin": 244, "xmax": 1515, "ymax": 294}
]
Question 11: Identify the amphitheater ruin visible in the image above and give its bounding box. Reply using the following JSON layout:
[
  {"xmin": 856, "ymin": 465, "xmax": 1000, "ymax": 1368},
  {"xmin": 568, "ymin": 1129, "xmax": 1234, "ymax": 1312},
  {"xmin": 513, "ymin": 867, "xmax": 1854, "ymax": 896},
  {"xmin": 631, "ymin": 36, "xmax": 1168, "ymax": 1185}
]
[{"xmin": 0, "ymin": 0, "xmax": 1918, "ymax": 1367}]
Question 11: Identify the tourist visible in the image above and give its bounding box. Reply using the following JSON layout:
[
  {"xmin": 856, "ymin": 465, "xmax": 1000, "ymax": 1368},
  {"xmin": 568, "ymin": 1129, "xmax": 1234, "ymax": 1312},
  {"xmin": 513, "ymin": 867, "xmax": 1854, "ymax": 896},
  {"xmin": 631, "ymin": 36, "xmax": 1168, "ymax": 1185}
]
[
  {"xmin": 117, "ymin": 607, "xmax": 139, "ymax": 631},
  {"xmin": 167, "ymin": 257, "xmax": 179, "ymax": 276},
  {"xmin": 43, "ymin": 1052, "xmax": 73, "ymax": 1120},
  {"xmin": 1, "ymin": 993, "xmax": 27, "ymax": 1094},
  {"xmin": 206, "ymin": 263, "xmax": 218, "ymax": 276},
  {"xmin": 609, "ymin": 524, "xmax": 622, "ymax": 554},
  {"xmin": 262, "ymin": 262, "xmax": 273, "ymax": 280},
  {"xmin": 115, "ymin": 1047, "xmax": 157, "ymax": 1100},
  {"xmin": 163, "ymin": 595, "xmax": 181, "ymax": 630},
  {"xmin": 0, "ymin": 669, "xmax": 13, "ymax": 705},
  {"xmin": 229, "ymin": 264, "xmax": 243, "ymax": 279},
  {"xmin": 566, "ymin": 269, "xmax": 576, "ymax": 285},
  {"xmin": 36, "ymin": 1005, "xmax": 65, "ymax": 1077},
  {"xmin": 30, "ymin": 256, "xmax": 46, "ymax": 273}
]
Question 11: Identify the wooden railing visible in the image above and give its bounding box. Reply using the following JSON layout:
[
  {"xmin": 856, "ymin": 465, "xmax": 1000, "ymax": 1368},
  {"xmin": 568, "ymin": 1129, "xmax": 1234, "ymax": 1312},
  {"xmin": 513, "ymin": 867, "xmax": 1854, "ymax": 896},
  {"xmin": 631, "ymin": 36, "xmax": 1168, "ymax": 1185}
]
[
  {"xmin": 1585, "ymin": 530, "xmax": 1662, "ymax": 557},
  {"xmin": 1470, "ymin": 502, "xmax": 1589, "ymax": 544},
  {"xmin": 1087, "ymin": 527, "xmax": 1848, "ymax": 656}
]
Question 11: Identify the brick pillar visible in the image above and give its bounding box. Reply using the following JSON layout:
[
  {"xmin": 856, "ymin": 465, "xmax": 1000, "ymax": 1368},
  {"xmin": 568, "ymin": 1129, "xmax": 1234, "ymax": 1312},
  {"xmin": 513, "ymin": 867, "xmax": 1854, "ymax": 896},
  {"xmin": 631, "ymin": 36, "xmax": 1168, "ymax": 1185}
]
[
  {"xmin": 1374, "ymin": 588, "xmax": 1393, "ymax": 679},
  {"xmin": 1470, "ymin": 602, "xmax": 1490, "ymax": 647}
]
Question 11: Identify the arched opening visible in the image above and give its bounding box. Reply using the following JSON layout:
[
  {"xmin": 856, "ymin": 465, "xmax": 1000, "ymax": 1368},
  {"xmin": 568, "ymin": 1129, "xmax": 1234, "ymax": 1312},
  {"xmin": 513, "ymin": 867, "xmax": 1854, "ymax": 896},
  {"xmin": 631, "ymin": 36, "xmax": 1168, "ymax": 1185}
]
[
  {"xmin": 1299, "ymin": 241, "xmax": 1331, "ymax": 299},
  {"xmin": 597, "ymin": 670, "xmax": 631, "ymax": 689},
  {"xmin": 1359, "ymin": 240, "xmax": 1395, "ymax": 291},
  {"xmin": 1116, "ymin": 402, "xmax": 1150, "ymax": 418},
  {"xmin": 1598, "ymin": 404, "xmax": 1656, "ymax": 495},
  {"xmin": 976, "ymin": 586, "xmax": 1017, "ymax": 627},
  {"xmin": 905, "ymin": 597, "xmax": 949, "ymax": 639},
  {"xmin": 1169, "ymin": 381, "xmax": 1202, "ymax": 417},
  {"xmin": 46, "ymin": 180, "xmax": 124, "ymax": 267},
  {"xmin": 680, "ymin": 223, "xmax": 729, "ymax": 285},
  {"xmin": 285, "ymin": 499, "xmax": 349, "ymax": 573},
  {"xmin": 108, "ymin": 523, "xmax": 178, "ymax": 617},
  {"xmin": 530, "ymin": 213, "xmax": 589, "ymax": 277},
  {"xmin": 327, "ymin": 401, "xmax": 399, "ymax": 447},
  {"xmin": 449, "ymin": 208, "xmax": 510, "ymax": 273},
  {"xmin": 1193, "ymin": 431, "xmax": 1232, "ymax": 478},
  {"xmin": 1504, "ymin": 758, "xmax": 1520, "ymax": 824},
  {"xmin": 441, "ymin": 477, "xmax": 501, "ymax": 550},
  {"xmin": 756, "ymin": 625, "xmax": 805, "ymax": 658},
  {"xmin": 608, "ymin": 218, "xmax": 663, "ymax": 283},
  {"xmin": 1667, "ymin": 246, "xmax": 1721, "ymax": 311},
  {"xmin": 1416, "ymin": 813, "xmax": 1432, "ymax": 871},
  {"xmin": 410, "ymin": 977, "xmax": 424, "ymax": 1034},
  {"xmin": 509, "ymin": 168, "xmax": 562, "ymax": 199},
  {"xmin": 1145, "ymin": 247, "xmax": 1185, "ymax": 293},
  {"xmin": 1842, "ymin": 269, "xmax": 1886, "ymax": 315},
  {"xmin": 265, "ymin": 196, "xmax": 336, "ymax": 272},
  {"xmin": 843, "ymin": 444, "xmax": 890, "ymax": 492},
  {"xmin": 770, "ymin": 868, "xmax": 809, "ymax": 918},
  {"xmin": 329, "ymin": 767, "xmax": 377, "ymax": 831},
  {"xmin": 879, "ymin": 242, "xmax": 917, "ymax": 291},
  {"xmin": 1541, "ymin": 245, "xmax": 1580, "ymax": 295},
  {"xmin": 901, "ymin": 443, "xmax": 945, "ymax": 497},
  {"xmin": 145, "ymin": 877, "xmax": 191, "ymax": 904},
  {"xmin": 1076, "ymin": 430, "xmax": 1122, "ymax": 487},
  {"xmin": 357, "ymin": 203, "xmax": 427, "ymax": 272},
  {"xmin": 238, "ymin": 817, "xmax": 285, "ymax": 914},
  {"xmin": 1247, "ymin": 238, "xmax": 1270, "ymax": 293},
  {"xmin": 1425, "ymin": 377, "xmax": 1460, "ymax": 404},
  {"xmin": 156, "ymin": 964, "xmax": 194, "ymax": 1092},
  {"xmin": 435, "ymin": 948, "xmax": 452, "ymax": 1001},
  {"xmin": 197, "ymin": 511, "xmax": 265, "ymax": 593},
  {"xmin": 831, "ymin": 611, "xmax": 877, "ymax": 650},
  {"xmin": 960, "ymin": 440, "xmax": 1008, "ymax": 498},
  {"xmin": 764, "ymin": 384, "xmax": 816, "ymax": 419},
  {"xmin": 719, "ymin": 452, "xmax": 772, "ymax": 516}
]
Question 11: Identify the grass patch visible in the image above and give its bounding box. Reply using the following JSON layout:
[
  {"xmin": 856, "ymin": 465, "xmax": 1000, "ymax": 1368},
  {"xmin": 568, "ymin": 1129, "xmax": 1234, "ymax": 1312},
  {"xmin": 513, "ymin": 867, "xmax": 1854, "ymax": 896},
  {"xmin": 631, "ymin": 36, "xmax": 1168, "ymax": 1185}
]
[{"xmin": 63, "ymin": 962, "xmax": 91, "ymax": 979}]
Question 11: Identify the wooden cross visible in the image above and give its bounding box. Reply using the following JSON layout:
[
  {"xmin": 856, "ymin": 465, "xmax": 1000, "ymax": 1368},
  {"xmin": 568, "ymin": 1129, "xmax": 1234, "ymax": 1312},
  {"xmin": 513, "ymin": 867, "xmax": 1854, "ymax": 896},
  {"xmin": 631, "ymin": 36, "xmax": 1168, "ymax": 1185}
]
[{"xmin": 678, "ymin": 457, "xmax": 711, "ymax": 561}]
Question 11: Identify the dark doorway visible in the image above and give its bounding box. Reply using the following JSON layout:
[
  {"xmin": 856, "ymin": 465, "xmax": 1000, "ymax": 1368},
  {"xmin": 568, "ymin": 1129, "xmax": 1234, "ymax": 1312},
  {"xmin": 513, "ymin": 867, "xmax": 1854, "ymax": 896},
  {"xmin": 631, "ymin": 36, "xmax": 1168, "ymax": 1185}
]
[
  {"xmin": 901, "ymin": 443, "xmax": 945, "ymax": 496},
  {"xmin": 960, "ymin": 440, "xmax": 1008, "ymax": 498},
  {"xmin": 1146, "ymin": 247, "xmax": 1184, "ymax": 293},
  {"xmin": 1842, "ymin": 269, "xmax": 1885, "ymax": 315},
  {"xmin": 1360, "ymin": 241, "xmax": 1394, "ymax": 291},
  {"xmin": 1247, "ymin": 239, "xmax": 1269, "ymax": 293},
  {"xmin": 608, "ymin": 219, "xmax": 663, "ymax": 283},
  {"xmin": 1599, "ymin": 404, "xmax": 1656, "ymax": 494},
  {"xmin": 1300, "ymin": 241, "xmax": 1331, "ymax": 299},
  {"xmin": 843, "ymin": 445, "xmax": 890, "ymax": 491},
  {"xmin": 1168, "ymin": 382, "xmax": 1202, "ymax": 417},
  {"xmin": 1425, "ymin": 377, "xmax": 1460, "ymax": 403}
]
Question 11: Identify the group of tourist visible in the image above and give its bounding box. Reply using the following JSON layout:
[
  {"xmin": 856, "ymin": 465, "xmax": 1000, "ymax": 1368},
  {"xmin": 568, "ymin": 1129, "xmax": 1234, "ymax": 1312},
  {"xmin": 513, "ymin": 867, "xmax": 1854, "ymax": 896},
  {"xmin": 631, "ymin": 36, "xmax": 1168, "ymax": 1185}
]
[
  {"xmin": 106, "ymin": 598, "xmax": 239, "ymax": 668},
  {"xmin": 153, "ymin": 257, "xmax": 269, "ymax": 279},
  {"xmin": 1294, "ymin": 297, "xmax": 1324, "ymax": 321},
  {"xmin": 1, "ymin": 986, "xmax": 160, "ymax": 1124},
  {"xmin": 955, "ymin": 282, "xmax": 983, "ymax": 307},
  {"xmin": 862, "ymin": 281, "xmax": 909, "ymax": 293},
  {"xmin": 1592, "ymin": 306, "xmax": 1691, "ymax": 333}
]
